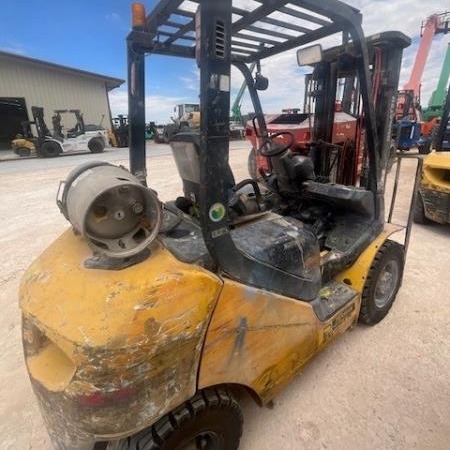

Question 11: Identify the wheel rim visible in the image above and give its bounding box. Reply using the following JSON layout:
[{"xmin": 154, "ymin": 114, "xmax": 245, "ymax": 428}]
[
  {"xmin": 374, "ymin": 260, "xmax": 399, "ymax": 308},
  {"xmin": 177, "ymin": 431, "xmax": 220, "ymax": 450}
]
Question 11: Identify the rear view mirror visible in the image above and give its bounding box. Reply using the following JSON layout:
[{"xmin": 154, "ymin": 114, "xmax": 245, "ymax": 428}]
[
  {"xmin": 297, "ymin": 44, "xmax": 323, "ymax": 66},
  {"xmin": 254, "ymin": 73, "xmax": 269, "ymax": 91}
]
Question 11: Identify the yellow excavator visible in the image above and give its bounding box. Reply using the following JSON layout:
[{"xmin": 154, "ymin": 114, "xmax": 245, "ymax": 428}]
[{"xmin": 19, "ymin": 2, "xmax": 417, "ymax": 450}]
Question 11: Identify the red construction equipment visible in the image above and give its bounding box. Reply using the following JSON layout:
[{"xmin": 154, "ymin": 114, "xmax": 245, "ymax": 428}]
[{"xmin": 394, "ymin": 12, "xmax": 449, "ymax": 152}]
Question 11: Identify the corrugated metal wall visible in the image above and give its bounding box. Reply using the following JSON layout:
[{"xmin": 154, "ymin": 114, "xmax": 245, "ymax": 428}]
[{"xmin": 0, "ymin": 58, "xmax": 112, "ymax": 131}]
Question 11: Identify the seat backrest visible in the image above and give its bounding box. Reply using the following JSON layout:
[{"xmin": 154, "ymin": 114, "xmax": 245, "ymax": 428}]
[{"xmin": 170, "ymin": 132, "xmax": 235, "ymax": 204}]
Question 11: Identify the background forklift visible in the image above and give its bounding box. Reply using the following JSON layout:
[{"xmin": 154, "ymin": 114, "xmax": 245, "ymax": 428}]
[
  {"xmin": 414, "ymin": 84, "xmax": 450, "ymax": 224},
  {"xmin": 11, "ymin": 106, "xmax": 106, "ymax": 157},
  {"xmin": 111, "ymin": 114, "xmax": 130, "ymax": 147},
  {"xmin": 11, "ymin": 106, "xmax": 53, "ymax": 157},
  {"xmin": 20, "ymin": 2, "xmax": 415, "ymax": 450}
]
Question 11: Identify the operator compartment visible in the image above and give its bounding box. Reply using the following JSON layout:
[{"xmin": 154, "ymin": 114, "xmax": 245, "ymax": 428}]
[
  {"xmin": 168, "ymin": 133, "xmax": 321, "ymax": 299},
  {"xmin": 169, "ymin": 132, "xmax": 380, "ymax": 287}
]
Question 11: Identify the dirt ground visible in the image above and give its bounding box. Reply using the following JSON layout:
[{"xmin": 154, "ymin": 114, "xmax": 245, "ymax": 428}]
[{"xmin": 0, "ymin": 143, "xmax": 449, "ymax": 450}]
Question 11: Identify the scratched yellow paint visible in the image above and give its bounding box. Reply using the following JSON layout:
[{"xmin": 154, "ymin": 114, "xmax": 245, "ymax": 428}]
[
  {"xmin": 20, "ymin": 228, "xmax": 223, "ymax": 437},
  {"xmin": 20, "ymin": 229, "xmax": 221, "ymax": 349},
  {"xmin": 199, "ymin": 280, "xmax": 321, "ymax": 403},
  {"xmin": 199, "ymin": 226, "xmax": 402, "ymax": 403},
  {"xmin": 21, "ymin": 224, "xmax": 404, "ymax": 436},
  {"xmin": 422, "ymin": 151, "xmax": 450, "ymax": 193},
  {"xmin": 27, "ymin": 342, "xmax": 75, "ymax": 391}
]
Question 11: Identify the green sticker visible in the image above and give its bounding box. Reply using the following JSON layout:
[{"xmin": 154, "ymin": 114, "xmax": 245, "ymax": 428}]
[{"xmin": 209, "ymin": 203, "xmax": 226, "ymax": 222}]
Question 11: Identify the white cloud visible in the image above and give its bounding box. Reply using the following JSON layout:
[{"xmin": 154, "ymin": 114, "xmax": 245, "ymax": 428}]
[
  {"xmin": 0, "ymin": 40, "xmax": 28, "ymax": 55},
  {"xmin": 114, "ymin": 2, "xmax": 450, "ymax": 117},
  {"xmin": 347, "ymin": 1, "xmax": 450, "ymax": 104},
  {"xmin": 179, "ymin": 67, "xmax": 200, "ymax": 91},
  {"xmin": 232, "ymin": 2, "xmax": 450, "ymax": 111},
  {"xmin": 106, "ymin": 12, "xmax": 121, "ymax": 21},
  {"xmin": 109, "ymin": 88, "xmax": 195, "ymax": 123}
]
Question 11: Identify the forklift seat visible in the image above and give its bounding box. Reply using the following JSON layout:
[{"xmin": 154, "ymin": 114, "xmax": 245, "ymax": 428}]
[
  {"xmin": 302, "ymin": 180, "xmax": 375, "ymax": 217},
  {"xmin": 170, "ymin": 132, "xmax": 235, "ymax": 204}
]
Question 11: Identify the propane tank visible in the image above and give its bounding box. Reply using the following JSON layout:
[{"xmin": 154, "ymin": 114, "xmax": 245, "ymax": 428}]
[{"xmin": 57, "ymin": 162, "xmax": 161, "ymax": 258}]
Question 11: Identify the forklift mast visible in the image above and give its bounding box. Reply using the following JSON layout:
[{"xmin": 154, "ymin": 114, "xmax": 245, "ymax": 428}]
[{"xmin": 30, "ymin": 106, "xmax": 51, "ymax": 141}]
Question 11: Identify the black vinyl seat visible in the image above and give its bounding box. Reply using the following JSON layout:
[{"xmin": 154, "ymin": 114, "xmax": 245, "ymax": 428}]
[
  {"xmin": 170, "ymin": 132, "xmax": 235, "ymax": 203},
  {"xmin": 302, "ymin": 180, "xmax": 375, "ymax": 218}
]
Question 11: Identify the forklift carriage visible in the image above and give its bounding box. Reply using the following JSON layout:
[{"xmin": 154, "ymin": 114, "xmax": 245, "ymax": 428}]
[{"xmin": 20, "ymin": 1, "xmax": 417, "ymax": 450}]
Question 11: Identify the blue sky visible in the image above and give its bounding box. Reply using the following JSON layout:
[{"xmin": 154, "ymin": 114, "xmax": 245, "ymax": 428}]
[
  {"xmin": 0, "ymin": 1, "xmax": 198, "ymax": 101},
  {"xmin": 1, "ymin": 1, "xmax": 449, "ymax": 123}
]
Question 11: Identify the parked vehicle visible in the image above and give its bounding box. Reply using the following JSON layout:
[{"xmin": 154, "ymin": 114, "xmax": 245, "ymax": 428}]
[
  {"xmin": 20, "ymin": 2, "xmax": 417, "ymax": 450},
  {"xmin": 11, "ymin": 106, "xmax": 106, "ymax": 157},
  {"xmin": 414, "ymin": 85, "xmax": 450, "ymax": 224},
  {"xmin": 393, "ymin": 12, "xmax": 449, "ymax": 153}
]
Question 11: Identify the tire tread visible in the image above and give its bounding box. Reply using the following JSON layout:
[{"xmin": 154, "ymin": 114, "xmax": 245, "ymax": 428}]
[
  {"xmin": 118, "ymin": 387, "xmax": 242, "ymax": 450},
  {"xmin": 359, "ymin": 240, "xmax": 404, "ymax": 325}
]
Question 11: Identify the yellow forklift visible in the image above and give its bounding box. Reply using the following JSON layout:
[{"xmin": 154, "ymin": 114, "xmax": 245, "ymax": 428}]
[
  {"xmin": 413, "ymin": 85, "xmax": 450, "ymax": 224},
  {"xmin": 20, "ymin": 2, "xmax": 415, "ymax": 449}
]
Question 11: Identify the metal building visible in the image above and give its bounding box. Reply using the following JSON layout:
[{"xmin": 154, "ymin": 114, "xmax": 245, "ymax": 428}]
[{"xmin": 0, "ymin": 51, "xmax": 124, "ymax": 149}]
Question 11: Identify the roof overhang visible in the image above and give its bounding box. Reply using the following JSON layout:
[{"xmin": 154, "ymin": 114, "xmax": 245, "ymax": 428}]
[{"xmin": 0, "ymin": 50, "xmax": 124, "ymax": 91}]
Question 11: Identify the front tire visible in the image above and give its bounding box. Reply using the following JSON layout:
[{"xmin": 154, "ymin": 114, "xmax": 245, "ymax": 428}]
[
  {"xmin": 15, "ymin": 147, "xmax": 31, "ymax": 157},
  {"xmin": 39, "ymin": 141, "xmax": 61, "ymax": 158},
  {"xmin": 117, "ymin": 388, "xmax": 243, "ymax": 450},
  {"xmin": 359, "ymin": 240, "xmax": 404, "ymax": 325},
  {"xmin": 88, "ymin": 137, "xmax": 105, "ymax": 153}
]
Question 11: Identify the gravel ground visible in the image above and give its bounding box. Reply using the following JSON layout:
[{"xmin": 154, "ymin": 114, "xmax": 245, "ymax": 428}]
[{"xmin": 0, "ymin": 142, "xmax": 449, "ymax": 450}]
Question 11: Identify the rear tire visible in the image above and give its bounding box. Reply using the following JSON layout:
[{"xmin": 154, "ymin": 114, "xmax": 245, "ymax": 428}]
[
  {"xmin": 418, "ymin": 143, "xmax": 431, "ymax": 155},
  {"xmin": 88, "ymin": 137, "xmax": 105, "ymax": 153},
  {"xmin": 359, "ymin": 240, "xmax": 404, "ymax": 325},
  {"xmin": 413, "ymin": 191, "xmax": 430, "ymax": 224},
  {"xmin": 39, "ymin": 141, "xmax": 61, "ymax": 158},
  {"xmin": 117, "ymin": 388, "xmax": 243, "ymax": 450},
  {"xmin": 16, "ymin": 147, "xmax": 31, "ymax": 157}
]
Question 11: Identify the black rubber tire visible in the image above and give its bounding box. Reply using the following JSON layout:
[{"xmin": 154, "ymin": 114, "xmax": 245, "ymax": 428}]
[
  {"xmin": 39, "ymin": 141, "xmax": 61, "ymax": 158},
  {"xmin": 418, "ymin": 143, "xmax": 431, "ymax": 155},
  {"xmin": 16, "ymin": 147, "xmax": 31, "ymax": 157},
  {"xmin": 88, "ymin": 137, "xmax": 105, "ymax": 153},
  {"xmin": 359, "ymin": 240, "xmax": 404, "ymax": 325},
  {"xmin": 413, "ymin": 191, "xmax": 430, "ymax": 225},
  {"xmin": 117, "ymin": 388, "xmax": 243, "ymax": 450},
  {"xmin": 248, "ymin": 147, "xmax": 257, "ymax": 180}
]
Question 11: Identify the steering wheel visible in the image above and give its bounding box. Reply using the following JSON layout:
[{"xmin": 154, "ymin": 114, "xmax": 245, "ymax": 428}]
[{"xmin": 258, "ymin": 131, "xmax": 295, "ymax": 157}]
